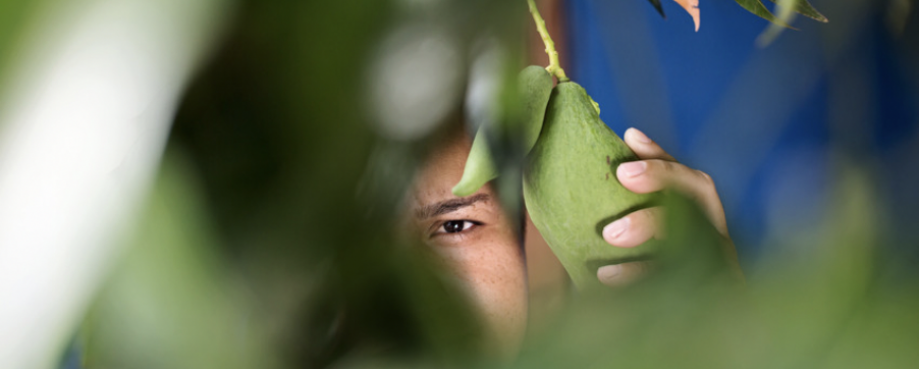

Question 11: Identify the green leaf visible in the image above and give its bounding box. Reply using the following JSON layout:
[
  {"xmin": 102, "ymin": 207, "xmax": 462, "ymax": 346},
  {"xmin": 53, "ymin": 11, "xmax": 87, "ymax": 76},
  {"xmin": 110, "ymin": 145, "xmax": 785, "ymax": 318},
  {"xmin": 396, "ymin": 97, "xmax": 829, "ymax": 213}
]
[
  {"xmin": 734, "ymin": 0, "xmax": 792, "ymax": 28},
  {"xmin": 757, "ymin": 0, "xmax": 798, "ymax": 46},
  {"xmin": 0, "ymin": 0, "xmax": 45, "ymax": 105},
  {"xmin": 646, "ymin": 0, "xmax": 666, "ymax": 18},
  {"xmin": 768, "ymin": 0, "xmax": 828, "ymax": 22}
]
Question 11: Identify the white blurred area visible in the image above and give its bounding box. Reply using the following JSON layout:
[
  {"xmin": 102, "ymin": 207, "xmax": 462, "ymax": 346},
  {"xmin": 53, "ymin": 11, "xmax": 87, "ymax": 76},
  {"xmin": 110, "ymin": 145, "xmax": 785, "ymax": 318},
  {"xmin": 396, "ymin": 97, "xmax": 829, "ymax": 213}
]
[
  {"xmin": 0, "ymin": 0, "xmax": 230, "ymax": 368},
  {"xmin": 367, "ymin": 22, "xmax": 462, "ymax": 141}
]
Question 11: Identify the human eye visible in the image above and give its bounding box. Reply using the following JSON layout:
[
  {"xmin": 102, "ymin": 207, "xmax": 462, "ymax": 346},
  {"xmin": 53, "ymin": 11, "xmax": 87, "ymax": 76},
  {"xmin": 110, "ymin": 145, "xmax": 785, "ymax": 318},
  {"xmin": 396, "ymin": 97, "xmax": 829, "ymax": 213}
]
[{"xmin": 433, "ymin": 220, "xmax": 482, "ymax": 235}]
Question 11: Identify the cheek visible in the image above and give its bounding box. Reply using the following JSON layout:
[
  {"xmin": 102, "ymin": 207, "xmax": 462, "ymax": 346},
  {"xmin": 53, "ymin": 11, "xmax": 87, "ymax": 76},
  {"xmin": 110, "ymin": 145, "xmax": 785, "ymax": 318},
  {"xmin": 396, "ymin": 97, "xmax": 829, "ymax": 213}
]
[{"xmin": 434, "ymin": 239, "xmax": 528, "ymax": 355}]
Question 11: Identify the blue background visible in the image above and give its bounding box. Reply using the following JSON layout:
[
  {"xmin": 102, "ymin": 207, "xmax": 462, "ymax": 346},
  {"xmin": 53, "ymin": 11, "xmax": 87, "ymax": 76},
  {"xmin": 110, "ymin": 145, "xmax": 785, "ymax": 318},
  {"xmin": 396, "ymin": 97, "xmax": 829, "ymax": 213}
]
[{"xmin": 565, "ymin": 0, "xmax": 919, "ymax": 265}]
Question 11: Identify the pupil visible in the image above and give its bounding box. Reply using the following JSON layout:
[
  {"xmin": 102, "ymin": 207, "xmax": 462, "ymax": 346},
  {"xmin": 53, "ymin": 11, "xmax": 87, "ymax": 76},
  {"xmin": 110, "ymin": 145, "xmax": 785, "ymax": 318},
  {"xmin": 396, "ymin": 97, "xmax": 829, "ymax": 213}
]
[{"xmin": 444, "ymin": 221, "xmax": 464, "ymax": 233}]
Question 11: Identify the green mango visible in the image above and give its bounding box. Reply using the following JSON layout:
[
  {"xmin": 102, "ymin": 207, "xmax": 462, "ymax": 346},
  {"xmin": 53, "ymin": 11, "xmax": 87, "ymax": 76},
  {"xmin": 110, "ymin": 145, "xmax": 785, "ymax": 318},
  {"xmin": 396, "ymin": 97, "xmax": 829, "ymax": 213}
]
[
  {"xmin": 452, "ymin": 65, "xmax": 553, "ymax": 197},
  {"xmin": 523, "ymin": 81, "xmax": 656, "ymax": 290}
]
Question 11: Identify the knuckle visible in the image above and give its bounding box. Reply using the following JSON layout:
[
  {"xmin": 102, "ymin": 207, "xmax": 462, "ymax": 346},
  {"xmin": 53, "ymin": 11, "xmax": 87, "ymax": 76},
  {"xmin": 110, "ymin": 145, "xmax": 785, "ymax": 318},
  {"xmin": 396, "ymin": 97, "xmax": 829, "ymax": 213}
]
[
  {"xmin": 656, "ymin": 159, "xmax": 675, "ymax": 174},
  {"xmin": 643, "ymin": 206, "xmax": 664, "ymax": 223},
  {"xmin": 696, "ymin": 169, "xmax": 712, "ymax": 182},
  {"xmin": 696, "ymin": 170, "xmax": 716, "ymax": 189},
  {"xmin": 693, "ymin": 170, "xmax": 722, "ymax": 206}
]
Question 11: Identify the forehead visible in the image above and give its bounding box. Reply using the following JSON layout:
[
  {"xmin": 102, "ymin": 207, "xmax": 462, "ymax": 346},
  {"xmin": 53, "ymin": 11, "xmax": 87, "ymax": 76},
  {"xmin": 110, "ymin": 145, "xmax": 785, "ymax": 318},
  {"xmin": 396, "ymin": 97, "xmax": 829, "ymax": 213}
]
[{"xmin": 412, "ymin": 132, "xmax": 474, "ymax": 205}]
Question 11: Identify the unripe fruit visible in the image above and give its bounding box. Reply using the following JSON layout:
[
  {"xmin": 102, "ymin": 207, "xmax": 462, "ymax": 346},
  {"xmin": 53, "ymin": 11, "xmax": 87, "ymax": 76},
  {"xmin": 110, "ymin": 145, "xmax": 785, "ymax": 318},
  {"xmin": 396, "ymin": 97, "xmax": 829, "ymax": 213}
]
[
  {"xmin": 452, "ymin": 66, "xmax": 553, "ymax": 197},
  {"xmin": 523, "ymin": 81, "xmax": 655, "ymax": 290}
]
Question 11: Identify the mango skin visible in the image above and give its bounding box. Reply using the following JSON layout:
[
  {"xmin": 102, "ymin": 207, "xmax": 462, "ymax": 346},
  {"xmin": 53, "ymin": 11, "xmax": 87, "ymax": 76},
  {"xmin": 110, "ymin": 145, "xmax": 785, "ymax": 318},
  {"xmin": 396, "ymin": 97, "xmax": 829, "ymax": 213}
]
[
  {"xmin": 523, "ymin": 81, "xmax": 656, "ymax": 290},
  {"xmin": 452, "ymin": 66, "xmax": 553, "ymax": 197}
]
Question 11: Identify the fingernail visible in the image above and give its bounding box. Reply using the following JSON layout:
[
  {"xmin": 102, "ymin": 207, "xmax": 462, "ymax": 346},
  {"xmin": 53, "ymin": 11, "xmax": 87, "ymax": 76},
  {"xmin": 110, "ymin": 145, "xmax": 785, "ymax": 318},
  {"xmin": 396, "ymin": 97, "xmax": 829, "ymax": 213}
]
[
  {"xmin": 603, "ymin": 217, "xmax": 630, "ymax": 242},
  {"xmin": 629, "ymin": 128, "xmax": 652, "ymax": 144},
  {"xmin": 597, "ymin": 264, "xmax": 622, "ymax": 284},
  {"xmin": 619, "ymin": 161, "xmax": 646, "ymax": 178}
]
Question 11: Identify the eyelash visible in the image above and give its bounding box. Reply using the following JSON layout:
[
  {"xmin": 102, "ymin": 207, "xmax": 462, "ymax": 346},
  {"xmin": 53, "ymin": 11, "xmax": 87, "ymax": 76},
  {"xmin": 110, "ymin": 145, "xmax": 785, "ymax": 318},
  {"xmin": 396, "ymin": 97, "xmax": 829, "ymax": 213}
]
[{"xmin": 432, "ymin": 220, "xmax": 482, "ymax": 236}]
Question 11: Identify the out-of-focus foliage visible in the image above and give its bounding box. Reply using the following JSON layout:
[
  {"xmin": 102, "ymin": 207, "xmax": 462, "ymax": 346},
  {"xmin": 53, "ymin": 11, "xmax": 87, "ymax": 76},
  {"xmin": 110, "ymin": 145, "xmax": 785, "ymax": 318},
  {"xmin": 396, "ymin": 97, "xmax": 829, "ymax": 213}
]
[
  {"xmin": 85, "ymin": 151, "xmax": 485, "ymax": 368},
  {"xmin": 82, "ymin": 0, "xmax": 526, "ymax": 367},
  {"xmin": 37, "ymin": 0, "xmax": 919, "ymax": 368},
  {"xmin": 0, "ymin": 0, "xmax": 43, "ymax": 101},
  {"xmin": 84, "ymin": 152, "xmax": 275, "ymax": 369},
  {"xmin": 0, "ymin": 0, "xmax": 231, "ymax": 367},
  {"xmin": 513, "ymin": 166, "xmax": 919, "ymax": 369}
]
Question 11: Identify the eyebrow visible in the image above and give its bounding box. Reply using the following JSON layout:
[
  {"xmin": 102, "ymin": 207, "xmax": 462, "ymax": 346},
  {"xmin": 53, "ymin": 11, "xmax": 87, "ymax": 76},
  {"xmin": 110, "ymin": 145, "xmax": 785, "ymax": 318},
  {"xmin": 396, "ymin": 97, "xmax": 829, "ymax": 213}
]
[{"xmin": 416, "ymin": 193, "xmax": 490, "ymax": 220}]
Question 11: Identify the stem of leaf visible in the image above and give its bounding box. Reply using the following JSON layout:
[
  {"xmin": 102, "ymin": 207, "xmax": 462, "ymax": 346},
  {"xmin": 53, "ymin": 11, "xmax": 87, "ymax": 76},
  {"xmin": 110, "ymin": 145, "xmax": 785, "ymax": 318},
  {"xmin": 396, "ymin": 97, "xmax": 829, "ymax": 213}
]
[{"xmin": 527, "ymin": 0, "xmax": 569, "ymax": 82}]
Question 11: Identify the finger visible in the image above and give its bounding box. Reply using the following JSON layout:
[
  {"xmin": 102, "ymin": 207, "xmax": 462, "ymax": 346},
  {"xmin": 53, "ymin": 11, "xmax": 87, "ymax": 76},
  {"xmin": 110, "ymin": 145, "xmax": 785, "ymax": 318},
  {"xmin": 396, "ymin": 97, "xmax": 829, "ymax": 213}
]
[
  {"xmin": 602, "ymin": 206, "xmax": 666, "ymax": 248},
  {"xmin": 617, "ymin": 160, "xmax": 728, "ymax": 236},
  {"xmin": 624, "ymin": 127, "xmax": 676, "ymax": 162},
  {"xmin": 596, "ymin": 261, "xmax": 656, "ymax": 287}
]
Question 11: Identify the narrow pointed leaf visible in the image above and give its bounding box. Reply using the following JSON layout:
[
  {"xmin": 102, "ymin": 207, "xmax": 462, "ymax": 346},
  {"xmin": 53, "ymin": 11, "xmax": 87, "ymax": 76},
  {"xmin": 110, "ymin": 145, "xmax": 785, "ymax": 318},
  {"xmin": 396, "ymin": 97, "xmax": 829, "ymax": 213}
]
[
  {"xmin": 768, "ymin": 0, "xmax": 828, "ymax": 22},
  {"xmin": 646, "ymin": 0, "xmax": 666, "ymax": 18},
  {"xmin": 734, "ymin": 0, "xmax": 792, "ymax": 28},
  {"xmin": 757, "ymin": 0, "xmax": 797, "ymax": 46}
]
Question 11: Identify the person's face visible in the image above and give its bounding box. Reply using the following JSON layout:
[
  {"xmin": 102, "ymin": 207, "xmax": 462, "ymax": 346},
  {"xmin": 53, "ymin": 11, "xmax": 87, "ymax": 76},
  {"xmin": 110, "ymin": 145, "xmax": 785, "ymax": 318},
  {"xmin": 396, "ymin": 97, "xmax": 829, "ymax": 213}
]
[{"xmin": 406, "ymin": 132, "xmax": 528, "ymax": 357}]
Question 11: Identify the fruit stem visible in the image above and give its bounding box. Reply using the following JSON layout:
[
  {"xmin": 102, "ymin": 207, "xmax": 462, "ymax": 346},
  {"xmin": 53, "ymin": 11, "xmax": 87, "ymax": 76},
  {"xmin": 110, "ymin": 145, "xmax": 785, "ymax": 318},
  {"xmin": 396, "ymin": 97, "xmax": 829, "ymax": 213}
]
[{"xmin": 527, "ymin": 0, "xmax": 569, "ymax": 82}]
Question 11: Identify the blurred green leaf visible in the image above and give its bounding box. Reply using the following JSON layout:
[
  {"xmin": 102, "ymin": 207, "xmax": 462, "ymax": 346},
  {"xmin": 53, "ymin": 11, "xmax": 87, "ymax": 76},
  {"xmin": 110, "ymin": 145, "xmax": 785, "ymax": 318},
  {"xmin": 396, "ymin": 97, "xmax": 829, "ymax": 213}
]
[
  {"xmin": 0, "ymin": 0, "xmax": 44, "ymax": 104},
  {"xmin": 85, "ymin": 151, "xmax": 274, "ymax": 369},
  {"xmin": 767, "ymin": 0, "xmax": 829, "ymax": 22}
]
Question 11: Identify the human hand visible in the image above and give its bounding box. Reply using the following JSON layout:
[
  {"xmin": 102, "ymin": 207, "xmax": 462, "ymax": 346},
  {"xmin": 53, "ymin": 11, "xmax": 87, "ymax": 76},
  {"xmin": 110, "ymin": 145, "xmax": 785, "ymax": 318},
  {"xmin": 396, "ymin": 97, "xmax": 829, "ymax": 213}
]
[{"xmin": 596, "ymin": 128, "xmax": 740, "ymax": 287}]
